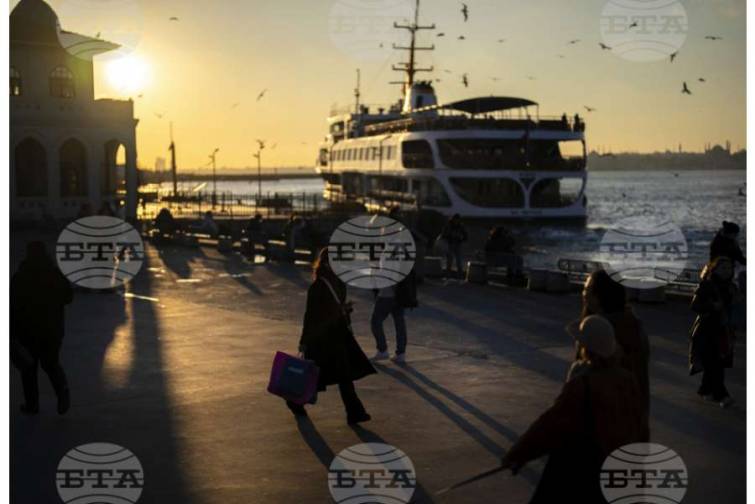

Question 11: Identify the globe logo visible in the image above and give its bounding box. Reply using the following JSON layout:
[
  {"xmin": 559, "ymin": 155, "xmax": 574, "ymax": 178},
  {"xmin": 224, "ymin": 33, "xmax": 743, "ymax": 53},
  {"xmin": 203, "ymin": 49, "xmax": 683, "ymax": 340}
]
[
  {"xmin": 56, "ymin": 443, "xmax": 144, "ymax": 504},
  {"xmin": 328, "ymin": 215, "xmax": 416, "ymax": 289},
  {"xmin": 601, "ymin": 443, "xmax": 688, "ymax": 504},
  {"xmin": 328, "ymin": 0, "xmax": 415, "ymax": 62},
  {"xmin": 329, "ymin": 443, "xmax": 416, "ymax": 504},
  {"xmin": 598, "ymin": 214, "xmax": 688, "ymax": 289},
  {"xmin": 600, "ymin": 0, "xmax": 688, "ymax": 62},
  {"xmin": 56, "ymin": 216, "xmax": 145, "ymax": 290}
]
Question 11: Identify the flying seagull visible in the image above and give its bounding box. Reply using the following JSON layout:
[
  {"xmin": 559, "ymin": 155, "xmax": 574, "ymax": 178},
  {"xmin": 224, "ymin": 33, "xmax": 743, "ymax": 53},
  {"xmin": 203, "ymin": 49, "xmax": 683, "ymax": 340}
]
[
  {"xmin": 458, "ymin": 35, "xmax": 466, "ymax": 40},
  {"xmin": 670, "ymin": 51, "xmax": 678, "ymax": 62},
  {"xmin": 568, "ymin": 39, "xmax": 581, "ymax": 45},
  {"xmin": 154, "ymin": 112, "xmax": 164, "ymax": 119},
  {"xmin": 497, "ymin": 39, "xmax": 506, "ymax": 43},
  {"xmin": 584, "ymin": 106, "xmax": 596, "ymax": 112},
  {"xmin": 231, "ymin": 102, "xmax": 240, "ymax": 109},
  {"xmin": 527, "ymin": 76, "xmax": 536, "ymax": 81},
  {"xmin": 490, "ymin": 77, "xmax": 501, "ymax": 81},
  {"xmin": 682, "ymin": 82, "xmax": 692, "ymax": 95},
  {"xmin": 95, "ymin": 31, "xmax": 101, "ymax": 38},
  {"xmin": 629, "ymin": 21, "xmax": 639, "ymax": 29},
  {"xmin": 437, "ymin": 32, "xmax": 445, "ymax": 37},
  {"xmin": 462, "ymin": 74, "xmax": 469, "ymax": 87},
  {"xmin": 599, "ymin": 43, "xmax": 612, "ymax": 50},
  {"xmin": 557, "ymin": 54, "xmax": 565, "ymax": 59},
  {"xmin": 461, "ymin": 3, "xmax": 469, "ymax": 22},
  {"xmin": 256, "ymin": 89, "xmax": 267, "ymax": 101},
  {"xmin": 169, "ymin": 16, "xmax": 179, "ymax": 21},
  {"xmin": 705, "ymin": 36, "xmax": 723, "ymax": 41},
  {"xmin": 698, "ymin": 78, "xmax": 706, "ymax": 83},
  {"xmin": 443, "ymin": 69, "xmax": 453, "ymax": 74}
]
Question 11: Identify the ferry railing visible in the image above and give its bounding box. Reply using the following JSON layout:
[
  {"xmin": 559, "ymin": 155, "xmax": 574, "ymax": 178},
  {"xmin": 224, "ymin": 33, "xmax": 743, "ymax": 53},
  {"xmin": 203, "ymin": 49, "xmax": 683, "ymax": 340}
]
[{"xmin": 363, "ymin": 114, "xmax": 584, "ymax": 136}]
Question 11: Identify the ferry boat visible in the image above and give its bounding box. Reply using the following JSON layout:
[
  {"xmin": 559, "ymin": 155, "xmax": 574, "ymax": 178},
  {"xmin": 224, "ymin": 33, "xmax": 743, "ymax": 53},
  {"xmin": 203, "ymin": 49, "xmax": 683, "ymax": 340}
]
[{"xmin": 315, "ymin": 0, "xmax": 587, "ymax": 220}]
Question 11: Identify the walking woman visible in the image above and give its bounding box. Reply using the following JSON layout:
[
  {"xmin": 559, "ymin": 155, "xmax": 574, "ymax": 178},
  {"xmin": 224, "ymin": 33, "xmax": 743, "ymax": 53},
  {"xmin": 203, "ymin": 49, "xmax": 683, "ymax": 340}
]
[
  {"xmin": 501, "ymin": 316, "xmax": 645, "ymax": 503},
  {"xmin": 576, "ymin": 269, "xmax": 650, "ymax": 438},
  {"xmin": 287, "ymin": 248, "xmax": 376, "ymax": 424},
  {"xmin": 689, "ymin": 256, "xmax": 737, "ymax": 408}
]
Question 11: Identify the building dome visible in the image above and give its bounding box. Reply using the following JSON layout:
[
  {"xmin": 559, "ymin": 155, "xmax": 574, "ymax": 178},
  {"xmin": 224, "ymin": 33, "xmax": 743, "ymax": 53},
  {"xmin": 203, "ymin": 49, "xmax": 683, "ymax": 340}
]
[{"xmin": 10, "ymin": 0, "xmax": 61, "ymax": 45}]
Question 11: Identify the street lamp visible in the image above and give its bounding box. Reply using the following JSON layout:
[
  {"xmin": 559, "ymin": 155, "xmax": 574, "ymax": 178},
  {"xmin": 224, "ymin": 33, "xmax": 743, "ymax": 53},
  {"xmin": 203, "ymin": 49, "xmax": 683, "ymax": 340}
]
[
  {"xmin": 209, "ymin": 147, "xmax": 219, "ymax": 208},
  {"xmin": 254, "ymin": 139, "xmax": 266, "ymax": 204}
]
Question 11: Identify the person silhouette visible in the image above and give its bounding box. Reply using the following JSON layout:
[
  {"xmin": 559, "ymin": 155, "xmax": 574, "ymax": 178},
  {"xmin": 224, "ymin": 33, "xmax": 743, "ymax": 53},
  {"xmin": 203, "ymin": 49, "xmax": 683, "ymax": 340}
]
[{"xmin": 10, "ymin": 241, "xmax": 73, "ymax": 415}]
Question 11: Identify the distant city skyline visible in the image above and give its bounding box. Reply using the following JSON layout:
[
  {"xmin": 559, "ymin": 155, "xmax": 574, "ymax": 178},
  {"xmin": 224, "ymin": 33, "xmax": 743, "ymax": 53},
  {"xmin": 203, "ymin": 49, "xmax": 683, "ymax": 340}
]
[{"xmin": 12, "ymin": 0, "xmax": 746, "ymax": 170}]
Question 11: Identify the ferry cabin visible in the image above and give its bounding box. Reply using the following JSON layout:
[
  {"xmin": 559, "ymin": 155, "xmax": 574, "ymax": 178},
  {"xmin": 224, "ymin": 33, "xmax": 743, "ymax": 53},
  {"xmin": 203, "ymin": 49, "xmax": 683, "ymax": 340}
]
[{"xmin": 317, "ymin": 96, "xmax": 588, "ymax": 219}]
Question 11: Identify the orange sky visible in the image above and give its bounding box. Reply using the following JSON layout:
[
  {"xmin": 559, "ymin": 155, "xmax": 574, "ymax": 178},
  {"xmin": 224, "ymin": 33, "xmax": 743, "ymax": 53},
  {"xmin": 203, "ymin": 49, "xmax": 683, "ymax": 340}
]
[{"xmin": 12, "ymin": 0, "xmax": 747, "ymax": 171}]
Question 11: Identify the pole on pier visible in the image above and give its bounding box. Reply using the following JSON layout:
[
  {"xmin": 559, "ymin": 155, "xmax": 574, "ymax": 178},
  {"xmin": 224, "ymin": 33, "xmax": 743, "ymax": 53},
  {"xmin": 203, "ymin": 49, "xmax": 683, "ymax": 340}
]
[
  {"xmin": 209, "ymin": 148, "xmax": 219, "ymax": 209},
  {"xmin": 169, "ymin": 122, "xmax": 178, "ymax": 198}
]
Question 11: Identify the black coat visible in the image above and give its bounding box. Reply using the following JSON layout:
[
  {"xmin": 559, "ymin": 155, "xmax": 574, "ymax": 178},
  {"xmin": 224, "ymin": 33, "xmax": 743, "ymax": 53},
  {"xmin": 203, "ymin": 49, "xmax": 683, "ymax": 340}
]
[
  {"xmin": 299, "ymin": 274, "xmax": 376, "ymax": 390},
  {"xmin": 10, "ymin": 258, "xmax": 73, "ymax": 353},
  {"xmin": 689, "ymin": 278, "xmax": 736, "ymax": 374}
]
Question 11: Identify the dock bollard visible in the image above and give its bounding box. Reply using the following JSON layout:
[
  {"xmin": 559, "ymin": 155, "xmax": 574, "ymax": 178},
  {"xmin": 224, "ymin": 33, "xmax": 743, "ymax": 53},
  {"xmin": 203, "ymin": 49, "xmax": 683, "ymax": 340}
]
[{"xmin": 465, "ymin": 261, "xmax": 487, "ymax": 284}]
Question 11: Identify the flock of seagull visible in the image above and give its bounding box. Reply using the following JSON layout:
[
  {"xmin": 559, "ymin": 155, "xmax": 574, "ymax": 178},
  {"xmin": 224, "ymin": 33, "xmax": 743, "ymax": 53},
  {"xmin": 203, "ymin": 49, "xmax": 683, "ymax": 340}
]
[{"xmin": 438, "ymin": 3, "xmax": 726, "ymax": 102}]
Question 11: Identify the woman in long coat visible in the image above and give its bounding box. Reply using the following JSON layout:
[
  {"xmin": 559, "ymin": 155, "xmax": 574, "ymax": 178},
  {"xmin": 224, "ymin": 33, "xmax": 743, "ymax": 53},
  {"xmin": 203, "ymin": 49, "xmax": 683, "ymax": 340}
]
[
  {"xmin": 689, "ymin": 256, "xmax": 737, "ymax": 407},
  {"xmin": 287, "ymin": 248, "xmax": 376, "ymax": 424}
]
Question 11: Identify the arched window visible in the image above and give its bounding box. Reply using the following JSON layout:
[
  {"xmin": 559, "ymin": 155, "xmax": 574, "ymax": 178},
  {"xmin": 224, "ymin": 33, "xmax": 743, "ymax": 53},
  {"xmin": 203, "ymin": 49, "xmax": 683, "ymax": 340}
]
[
  {"xmin": 15, "ymin": 138, "xmax": 47, "ymax": 197},
  {"xmin": 10, "ymin": 66, "xmax": 22, "ymax": 96},
  {"xmin": 50, "ymin": 66, "xmax": 75, "ymax": 98},
  {"xmin": 60, "ymin": 139, "xmax": 87, "ymax": 196}
]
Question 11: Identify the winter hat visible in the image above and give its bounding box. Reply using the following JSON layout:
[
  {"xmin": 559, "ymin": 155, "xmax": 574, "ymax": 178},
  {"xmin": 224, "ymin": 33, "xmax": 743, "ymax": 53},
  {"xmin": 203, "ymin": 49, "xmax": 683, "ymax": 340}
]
[
  {"xmin": 568, "ymin": 315, "xmax": 617, "ymax": 359},
  {"xmin": 722, "ymin": 221, "xmax": 740, "ymax": 234}
]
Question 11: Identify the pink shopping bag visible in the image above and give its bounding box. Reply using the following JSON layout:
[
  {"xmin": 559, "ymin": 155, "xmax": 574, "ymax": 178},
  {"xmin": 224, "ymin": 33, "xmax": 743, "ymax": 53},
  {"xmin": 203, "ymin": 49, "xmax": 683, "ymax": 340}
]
[{"xmin": 267, "ymin": 351, "xmax": 319, "ymax": 405}]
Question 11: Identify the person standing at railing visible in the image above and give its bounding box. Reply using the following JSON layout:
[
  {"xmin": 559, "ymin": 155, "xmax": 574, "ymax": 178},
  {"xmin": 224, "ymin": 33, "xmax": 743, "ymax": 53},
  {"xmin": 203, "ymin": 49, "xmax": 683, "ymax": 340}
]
[{"xmin": 441, "ymin": 214, "xmax": 469, "ymax": 278}]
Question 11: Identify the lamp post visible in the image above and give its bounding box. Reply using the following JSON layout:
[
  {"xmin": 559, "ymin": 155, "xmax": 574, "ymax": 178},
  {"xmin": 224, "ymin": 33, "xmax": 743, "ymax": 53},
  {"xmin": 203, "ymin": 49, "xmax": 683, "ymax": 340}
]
[
  {"xmin": 254, "ymin": 139, "xmax": 266, "ymax": 204},
  {"xmin": 209, "ymin": 148, "xmax": 219, "ymax": 208}
]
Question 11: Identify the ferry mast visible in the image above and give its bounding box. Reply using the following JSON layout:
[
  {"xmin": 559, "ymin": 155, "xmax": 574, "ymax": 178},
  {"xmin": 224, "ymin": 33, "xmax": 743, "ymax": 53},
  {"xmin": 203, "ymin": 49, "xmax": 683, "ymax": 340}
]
[{"xmin": 391, "ymin": 0, "xmax": 435, "ymax": 92}]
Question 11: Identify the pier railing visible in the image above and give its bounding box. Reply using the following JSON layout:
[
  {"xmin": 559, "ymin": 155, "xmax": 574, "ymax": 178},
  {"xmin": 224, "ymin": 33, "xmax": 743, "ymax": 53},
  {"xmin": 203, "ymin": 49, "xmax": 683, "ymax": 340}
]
[{"xmin": 138, "ymin": 190, "xmax": 326, "ymax": 221}]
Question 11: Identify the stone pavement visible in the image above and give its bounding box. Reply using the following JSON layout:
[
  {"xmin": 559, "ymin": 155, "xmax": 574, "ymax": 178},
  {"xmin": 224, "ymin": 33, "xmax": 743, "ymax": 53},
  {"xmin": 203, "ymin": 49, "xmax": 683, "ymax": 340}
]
[{"xmin": 10, "ymin": 238, "xmax": 746, "ymax": 503}]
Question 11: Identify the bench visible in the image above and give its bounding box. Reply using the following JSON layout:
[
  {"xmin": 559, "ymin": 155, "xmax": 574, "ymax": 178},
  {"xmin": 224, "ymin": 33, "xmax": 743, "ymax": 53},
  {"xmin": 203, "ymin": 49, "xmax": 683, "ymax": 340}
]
[{"xmin": 264, "ymin": 239, "xmax": 316, "ymax": 263}]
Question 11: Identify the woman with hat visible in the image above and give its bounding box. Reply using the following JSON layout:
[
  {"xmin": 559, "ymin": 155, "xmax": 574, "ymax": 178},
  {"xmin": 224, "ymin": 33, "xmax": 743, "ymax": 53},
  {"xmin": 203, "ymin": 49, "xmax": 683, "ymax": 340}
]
[{"xmin": 500, "ymin": 315, "xmax": 646, "ymax": 503}]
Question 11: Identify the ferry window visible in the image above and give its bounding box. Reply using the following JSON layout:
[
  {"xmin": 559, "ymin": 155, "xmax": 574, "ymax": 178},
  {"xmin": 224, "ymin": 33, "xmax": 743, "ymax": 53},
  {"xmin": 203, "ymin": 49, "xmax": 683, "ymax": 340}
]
[
  {"xmin": 50, "ymin": 66, "xmax": 75, "ymax": 99},
  {"xmin": 319, "ymin": 148, "xmax": 328, "ymax": 167},
  {"xmin": 450, "ymin": 178, "xmax": 524, "ymax": 208},
  {"xmin": 10, "ymin": 66, "xmax": 22, "ymax": 96},
  {"xmin": 359, "ymin": 148, "xmax": 365, "ymax": 161},
  {"xmin": 530, "ymin": 177, "xmax": 584, "ymax": 208},
  {"xmin": 438, "ymin": 139, "xmax": 526, "ymax": 170},
  {"xmin": 529, "ymin": 140, "xmax": 586, "ymax": 171},
  {"xmin": 386, "ymin": 145, "xmax": 395, "ymax": 160},
  {"xmin": 413, "ymin": 178, "xmax": 451, "ymax": 207},
  {"xmin": 402, "ymin": 140, "xmax": 434, "ymax": 169}
]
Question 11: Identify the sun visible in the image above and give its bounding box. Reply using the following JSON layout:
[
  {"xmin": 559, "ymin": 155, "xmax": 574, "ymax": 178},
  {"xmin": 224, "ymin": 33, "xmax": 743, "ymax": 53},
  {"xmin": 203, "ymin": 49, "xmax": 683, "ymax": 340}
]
[{"xmin": 106, "ymin": 55, "xmax": 151, "ymax": 94}]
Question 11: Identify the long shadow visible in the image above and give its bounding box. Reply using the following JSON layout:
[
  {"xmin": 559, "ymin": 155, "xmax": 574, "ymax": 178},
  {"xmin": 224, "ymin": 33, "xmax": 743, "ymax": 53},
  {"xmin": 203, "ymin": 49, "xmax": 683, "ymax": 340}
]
[
  {"xmin": 157, "ymin": 242, "xmax": 206, "ymax": 279},
  {"xmin": 350, "ymin": 425, "xmax": 437, "ymax": 504},
  {"xmin": 295, "ymin": 417, "xmax": 335, "ymax": 469},
  {"xmin": 265, "ymin": 261, "xmax": 311, "ymax": 290},
  {"xmin": 374, "ymin": 363, "xmax": 541, "ymax": 488},
  {"xmin": 10, "ymin": 233, "xmax": 192, "ymax": 502},
  {"xmin": 223, "ymin": 253, "xmax": 263, "ymax": 296}
]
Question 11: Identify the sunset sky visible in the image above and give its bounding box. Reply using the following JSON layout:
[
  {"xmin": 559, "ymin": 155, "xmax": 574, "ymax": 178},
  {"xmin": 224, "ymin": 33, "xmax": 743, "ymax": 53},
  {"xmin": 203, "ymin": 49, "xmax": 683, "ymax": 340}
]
[{"xmin": 13, "ymin": 0, "xmax": 747, "ymax": 171}]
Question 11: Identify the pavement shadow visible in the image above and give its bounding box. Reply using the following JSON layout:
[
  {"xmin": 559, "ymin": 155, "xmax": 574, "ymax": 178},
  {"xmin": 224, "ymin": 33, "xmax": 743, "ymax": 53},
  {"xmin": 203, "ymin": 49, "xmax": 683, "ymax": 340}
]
[
  {"xmin": 11, "ymin": 239, "xmax": 193, "ymax": 502},
  {"xmin": 157, "ymin": 242, "xmax": 206, "ymax": 279},
  {"xmin": 373, "ymin": 363, "xmax": 540, "ymax": 488},
  {"xmin": 350, "ymin": 425, "xmax": 437, "ymax": 504},
  {"xmin": 295, "ymin": 416, "xmax": 335, "ymax": 469},
  {"xmin": 223, "ymin": 253, "xmax": 263, "ymax": 296}
]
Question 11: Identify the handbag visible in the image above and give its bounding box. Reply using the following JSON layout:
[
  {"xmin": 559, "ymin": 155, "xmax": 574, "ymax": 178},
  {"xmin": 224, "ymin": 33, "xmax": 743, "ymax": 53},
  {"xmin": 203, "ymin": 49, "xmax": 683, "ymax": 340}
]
[{"xmin": 267, "ymin": 351, "xmax": 319, "ymax": 405}]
